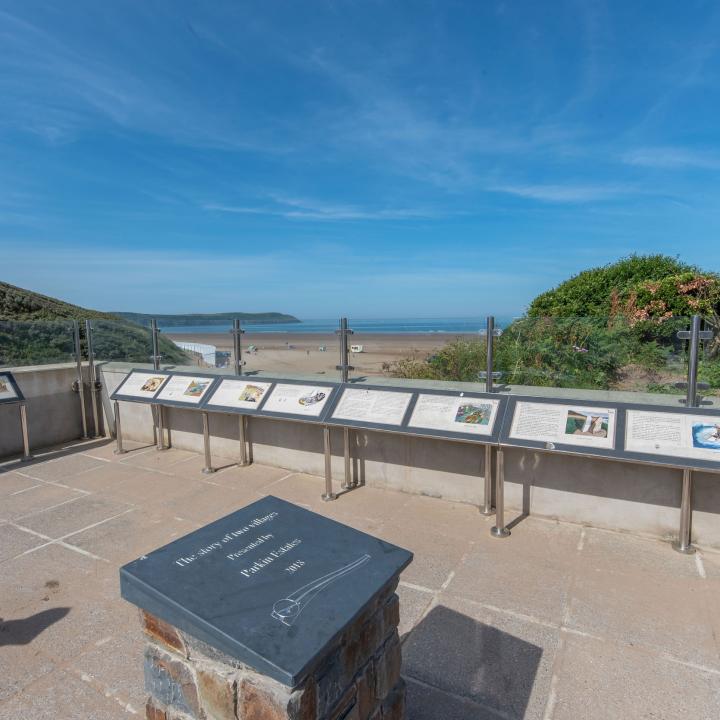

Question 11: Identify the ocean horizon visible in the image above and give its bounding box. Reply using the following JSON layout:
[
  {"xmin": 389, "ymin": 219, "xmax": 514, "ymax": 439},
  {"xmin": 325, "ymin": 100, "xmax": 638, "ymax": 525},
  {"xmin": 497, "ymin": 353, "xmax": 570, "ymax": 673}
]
[{"xmin": 160, "ymin": 317, "xmax": 516, "ymax": 335}]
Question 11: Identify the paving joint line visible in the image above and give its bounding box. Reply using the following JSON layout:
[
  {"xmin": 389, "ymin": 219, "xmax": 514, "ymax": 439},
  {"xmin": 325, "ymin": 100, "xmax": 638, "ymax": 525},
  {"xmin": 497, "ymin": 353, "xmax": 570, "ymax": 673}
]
[{"xmin": 403, "ymin": 675, "xmax": 512, "ymax": 720}]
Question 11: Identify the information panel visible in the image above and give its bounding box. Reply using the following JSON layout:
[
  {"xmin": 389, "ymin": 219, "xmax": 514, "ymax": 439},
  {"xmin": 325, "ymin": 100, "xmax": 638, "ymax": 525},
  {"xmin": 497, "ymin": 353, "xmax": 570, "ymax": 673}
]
[
  {"xmin": 509, "ymin": 400, "xmax": 617, "ymax": 450},
  {"xmin": 331, "ymin": 388, "xmax": 412, "ymax": 427},
  {"xmin": 409, "ymin": 394, "xmax": 501, "ymax": 437},
  {"xmin": 261, "ymin": 383, "xmax": 333, "ymax": 418},
  {"xmin": 156, "ymin": 374, "xmax": 216, "ymax": 406},
  {"xmin": 112, "ymin": 371, "xmax": 170, "ymax": 401},
  {"xmin": 0, "ymin": 372, "xmax": 22, "ymax": 404},
  {"xmin": 205, "ymin": 378, "xmax": 273, "ymax": 412},
  {"xmin": 626, "ymin": 410, "xmax": 720, "ymax": 464}
]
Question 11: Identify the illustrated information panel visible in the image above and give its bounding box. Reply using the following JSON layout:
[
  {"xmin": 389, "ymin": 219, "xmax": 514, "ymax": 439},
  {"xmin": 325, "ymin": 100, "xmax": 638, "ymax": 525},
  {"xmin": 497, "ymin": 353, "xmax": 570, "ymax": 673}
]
[
  {"xmin": 206, "ymin": 379, "xmax": 273, "ymax": 411},
  {"xmin": 332, "ymin": 388, "xmax": 412, "ymax": 426},
  {"xmin": 409, "ymin": 394, "xmax": 501, "ymax": 436},
  {"xmin": 156, "ymin": 375, "xmax": 215, "ymax": 405},
  {"xmin": 115, "ymin": 371, "xmax": 169, "ymax": 400},
  {"xmin": 262, "ymin": 384, "xmax": 331, "ymax": 417},
  {"xmin": 0, "ymin": 372, "xmax": 20, "ymax": 403},
  {"xmin": 120, "ymin": 496, "xmax": 412, "ymax": 686},
  {"xmin": 626, "ymin": 410, "xmax": 720, "ymax": 463},
  {"xmin": 509, "ymin": 401, "xmax": 617, "ymax": 450}
]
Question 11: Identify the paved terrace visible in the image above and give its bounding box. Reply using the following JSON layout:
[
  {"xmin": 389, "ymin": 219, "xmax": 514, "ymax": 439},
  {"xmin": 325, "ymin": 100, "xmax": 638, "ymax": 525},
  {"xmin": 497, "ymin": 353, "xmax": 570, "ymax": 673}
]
[{"xmin": 1, "ymin": 440, "xmax": 719, "ymax": 720}]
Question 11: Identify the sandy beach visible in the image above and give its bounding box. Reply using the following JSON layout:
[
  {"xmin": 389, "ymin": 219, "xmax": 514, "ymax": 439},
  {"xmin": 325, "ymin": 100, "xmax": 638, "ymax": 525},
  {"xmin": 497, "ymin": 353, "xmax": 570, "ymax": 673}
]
[{"xmin": 166, "ymin": 331, "xmax": 478, "ymax": 377}]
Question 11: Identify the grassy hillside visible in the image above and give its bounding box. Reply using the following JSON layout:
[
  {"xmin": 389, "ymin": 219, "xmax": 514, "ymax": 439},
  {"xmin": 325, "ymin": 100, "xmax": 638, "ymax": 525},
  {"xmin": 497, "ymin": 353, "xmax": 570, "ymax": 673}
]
[
  {"xmin": 115, "ymin": 311, "xmax": 299, "ymax": 327},
  {"xmin": 0, "ymin": 282, "xmax": 189, "ymax": 366}
]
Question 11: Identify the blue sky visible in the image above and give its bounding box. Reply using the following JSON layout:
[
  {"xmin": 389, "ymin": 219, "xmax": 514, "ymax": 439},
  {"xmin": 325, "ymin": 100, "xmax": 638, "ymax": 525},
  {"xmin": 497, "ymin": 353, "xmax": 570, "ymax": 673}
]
[{"xmin": 1, "ymin": 1, "xmax": 719, "ymax": 318}]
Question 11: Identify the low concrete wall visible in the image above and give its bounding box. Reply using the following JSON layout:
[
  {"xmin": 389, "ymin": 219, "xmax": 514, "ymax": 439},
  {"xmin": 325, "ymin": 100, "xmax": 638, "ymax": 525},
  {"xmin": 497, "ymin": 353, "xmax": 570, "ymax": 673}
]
[
  {"xmin": 0, "ymin": 363, "xmax": 97, "ymax": 456},
  {"xmin": 97, "ymin": 362, "xmax": 720, "ymax": 549},
  {"xmin": 3, "ymin": 363, "xmax": 718, "ymax": 549}
]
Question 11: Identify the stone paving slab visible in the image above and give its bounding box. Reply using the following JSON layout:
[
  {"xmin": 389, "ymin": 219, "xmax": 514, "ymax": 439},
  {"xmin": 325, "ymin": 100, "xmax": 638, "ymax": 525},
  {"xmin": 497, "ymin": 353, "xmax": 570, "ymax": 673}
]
[{"xmin": 0, "ymin": 439, "xmax": 719, "ymax": 719}]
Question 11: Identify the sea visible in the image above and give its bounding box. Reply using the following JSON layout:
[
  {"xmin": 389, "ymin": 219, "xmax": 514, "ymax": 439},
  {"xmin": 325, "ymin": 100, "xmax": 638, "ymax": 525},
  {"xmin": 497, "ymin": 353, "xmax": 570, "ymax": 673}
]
[{"xmin": 160, "ymin": 317, "xmax": 514, "ymax": 335}]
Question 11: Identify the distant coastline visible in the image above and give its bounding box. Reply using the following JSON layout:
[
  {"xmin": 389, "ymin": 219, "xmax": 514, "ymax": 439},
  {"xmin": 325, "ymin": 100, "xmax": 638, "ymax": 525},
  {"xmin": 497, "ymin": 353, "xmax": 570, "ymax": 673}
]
[
  {"xmin": 160, "ymin": 317, "xmax": 512, "ymax": 334},
  {"xmin": 114, "ymin": 311, "xmax": 300, "ymax": 327}
]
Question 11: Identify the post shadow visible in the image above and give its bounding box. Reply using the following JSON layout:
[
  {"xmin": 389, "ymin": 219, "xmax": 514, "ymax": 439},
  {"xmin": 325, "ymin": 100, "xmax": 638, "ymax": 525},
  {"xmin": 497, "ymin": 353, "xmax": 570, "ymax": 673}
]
[
  {"xmin": 0, "ymin": 608, "xmax": 70, "ymax": 646},
  {"xmin": 402, "ymin": 605, "xmax": 543, "ymax": 720}
]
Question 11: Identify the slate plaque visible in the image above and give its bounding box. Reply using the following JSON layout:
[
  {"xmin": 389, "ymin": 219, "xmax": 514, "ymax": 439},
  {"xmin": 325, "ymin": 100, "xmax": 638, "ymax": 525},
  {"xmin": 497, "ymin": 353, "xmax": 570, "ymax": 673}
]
[
  {"xmin": 120, "ymin": 496, "xmax": 412, "ymax": 687},
  {"xmin": 0, "ymin": 371, "xmax": 23, "ymax": 404}
]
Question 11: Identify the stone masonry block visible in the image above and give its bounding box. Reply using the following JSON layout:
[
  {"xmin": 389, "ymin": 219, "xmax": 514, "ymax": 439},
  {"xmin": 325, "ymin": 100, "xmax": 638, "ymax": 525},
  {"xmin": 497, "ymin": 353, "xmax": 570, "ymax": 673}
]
[
  {"xmin": 380, "ymin": 680, "xmax": 405, "ymax": 720},
  {"xmin": 142, "ymin": 610, "xmax": 188, "ymax": 657},
  {"xmin": 238, "ymin": 673, "xmax": 316, "ymax": 720},
  {"xmin": 145, "ymin": 644, "xmax": 202, "ymax": 719},
  {"xmin": 374, "ymin": 633, "xmax": 401, "ymax": 702},
  {"xmin": 196, "ymin": 661, "xmax": 237, "ymax": 720}
]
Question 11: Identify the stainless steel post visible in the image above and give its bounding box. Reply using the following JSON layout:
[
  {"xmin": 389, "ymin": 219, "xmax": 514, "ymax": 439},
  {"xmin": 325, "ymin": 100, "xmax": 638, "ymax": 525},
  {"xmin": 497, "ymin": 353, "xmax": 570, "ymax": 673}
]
[
  {"xmin": 85, "ymin": 320, "xmax": 101, "ymax": 438},
  {"xmin": 481, "ymin": 444, "xmax": 494, "ymax": 515},
  {"xmin": 232, "ymin": 318, "xmax": 244, "ymax": 375},
  {"xmin": 686, "ymin": 315, "xmax": 701, "ymax": 408},
  {"xmin": 322, "ymin": 426, "xmax": 336, "ymax": 501},
  {"xmin": 155, "ymin": 404, "xmax": 166, "ymax": 450},
  {"xmin": 486, "ymin": 316, "xmax": 495, "ymax": 393},
  {"xmin": 73, "ymin": 320, "xmax": 89, "ymax": 439},
  {"xmin": 151, "ymin": 319, "xmax": 161, "ymax": 371},
  {"xmin": 672, "ymin": 468, "xmax": 695, "ymax": 554},
  {"xmin": 150, "ymin": 319, "xmax": 167, "ymax": 449},
  {"xmin": 19, "ymin": 403, "xmax": 31, "ymax": 460},
  {"xmin": 491, "ymin": 449, "xmax": 510, "ymax": 537},
  {"xmin": 113, "ymin": 400, "xmax": 126, "ymax": 454},
  {"xmin": 202, "ymin": 411, "xmax": 214, "ymax": 474},
  {"xmin": 341, "ymin": 426, "xmax": 352, "ymax": 490},
  {"xmin": 335, "ymin": 317, "xmax": 354, "ymax": 382},
  {"xmin": 238, "ymin": 415, "xmax": 250, "ymax": 466}
]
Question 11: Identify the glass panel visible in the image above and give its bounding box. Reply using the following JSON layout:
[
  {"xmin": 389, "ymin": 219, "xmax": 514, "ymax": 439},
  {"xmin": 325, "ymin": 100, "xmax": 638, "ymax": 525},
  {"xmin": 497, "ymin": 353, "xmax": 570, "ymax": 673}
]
[
  {"xmin": 0, "ymin": 320, "xmax": 75, "ymax": 368},
  {"xmin": 90, "ymin": 319, "xmax": 190, "ymax": 365},
  {"xmin": 381, "ymin": 315, "xmax": 718, "ymax": 399}
]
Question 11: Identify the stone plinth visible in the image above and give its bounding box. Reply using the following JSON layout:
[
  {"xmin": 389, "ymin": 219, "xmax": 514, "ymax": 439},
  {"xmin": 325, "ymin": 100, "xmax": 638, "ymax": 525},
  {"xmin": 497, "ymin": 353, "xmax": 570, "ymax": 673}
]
[
  {"xmin": 140, "ymin": 581, "xmax": 404, "ymax": 720},
  {"xmin": 120, "ymin": 497, "xmax": 411, "ymax": 720}
]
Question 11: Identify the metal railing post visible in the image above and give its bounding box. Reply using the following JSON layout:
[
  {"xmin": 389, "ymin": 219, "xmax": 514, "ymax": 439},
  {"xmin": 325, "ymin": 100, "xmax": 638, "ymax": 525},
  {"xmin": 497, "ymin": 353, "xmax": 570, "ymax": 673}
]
[
  {"xmin": 673, "ymin": 468, "xmax": 695, "ymax": 554},
  {"xmin": 336, "ymin": 317, "xmax": 354, "ymax": 382},
  {"xmin": 85, "ymin": 320, "xmax": 101, "ymax": 438},
  {"xmin": 341, "ymin": 426, "xmax": 352, "ymax": 490},
  {"xmin": 231, "ymin": 318, "xmax": 245, "ymax": 375},
  {"xmin": 481, "ymin": 444, "xmax": 494, "ymax": 515},
  {"xmin": 238, "ymin": 415, "xmax": 250, "ymax": 466},
  {"xmin": 322, "ymin": 426, "xmax": 336, "ymax": 501},
  {"xmin": 202, "ymin": 411, "xmax": 214, "ymax": 474},
  {"xmin": 19, "ymin": 402, "xmax": 31, "ymax": 460},
  {"xmin": 686, "ymin": 315, "xmax": 701, "ymax": 408},
  {"xmin": 491, "ymin": 449, "xmax": 510, "ymax": 537},
  {"xmin": 150, "ymin": 319, "xmax": 166, "ymax": 450},
  {"xmin": 73, "ymin": 320, "xmax": 89, "ymax": 439},
  {"xmin": 113, "ymin": 400, "xmax": 126, "ymax": 454},
  {"xmin": 486, "ymin": 316, "xmax": 495, "ymax": 393},
  {"xmin": 151, "ymin": 319, "xmax": 162, "ymax": 371}
]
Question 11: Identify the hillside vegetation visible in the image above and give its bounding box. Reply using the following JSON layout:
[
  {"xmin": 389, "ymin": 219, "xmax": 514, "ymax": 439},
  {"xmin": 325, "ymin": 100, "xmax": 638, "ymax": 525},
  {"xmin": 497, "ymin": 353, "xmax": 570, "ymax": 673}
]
[
  {"xmin": 0, "ymin": 281, "xmax": 188, "ymax": 366},
  {"xmin": 391, "ymin": 255, "xmax": 720, "ymax": 393}
]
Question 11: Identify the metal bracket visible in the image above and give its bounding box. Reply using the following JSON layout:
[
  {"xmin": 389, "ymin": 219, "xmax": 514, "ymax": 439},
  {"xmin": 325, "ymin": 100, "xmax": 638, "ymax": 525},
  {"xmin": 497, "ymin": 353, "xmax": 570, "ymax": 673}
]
[
  {"xmin": 677, "ymin": 330, "xmax": 714, "ymax": 340},
  {"xmin": 479, "ymin": 329, "xmax": 504, "ymax": 337},
  {"xmin": 478, "ymin": 371, "xmax": 503, "ymax": 380},
  {"xmin": 674, "ymin": 381, "xmax": 710, "ymax": 390}
]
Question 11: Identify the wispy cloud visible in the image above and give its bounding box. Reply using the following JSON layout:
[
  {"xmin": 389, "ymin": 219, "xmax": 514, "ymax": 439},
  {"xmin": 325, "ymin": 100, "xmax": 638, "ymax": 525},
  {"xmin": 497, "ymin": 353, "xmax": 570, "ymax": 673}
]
[
  {"xmin": 490, "ymin": 183, "xmax": 631, "ymax": 203},
  {"xmin": 622, "ymin": 147, "xmax": 720, "ymax": 170},
  {"xmin": 203, "ymin": 195, "xmax": 436, "ymax": 221}
]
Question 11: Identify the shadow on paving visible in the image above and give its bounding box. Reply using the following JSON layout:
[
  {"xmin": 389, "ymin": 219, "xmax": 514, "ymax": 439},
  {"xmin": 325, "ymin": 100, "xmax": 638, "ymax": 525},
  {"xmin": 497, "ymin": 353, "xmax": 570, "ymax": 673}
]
[
  {"xmin": 0, "ymin": 439, "xmax": 111, "ymax": 475},
  {"xmin": 0, "ymin": 608, "xmax": 70, "ymax": 646},
  {"xmin": 403, "ymin": 605, "xmax": 542, "ymax": 720}
]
